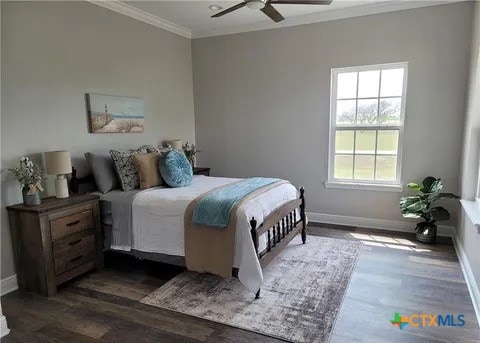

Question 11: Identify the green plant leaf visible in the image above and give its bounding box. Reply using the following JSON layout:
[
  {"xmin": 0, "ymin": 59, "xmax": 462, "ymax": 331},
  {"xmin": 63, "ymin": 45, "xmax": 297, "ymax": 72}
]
[
  {"xmin": 407, "ymin": 183, "xmax": 422, "ymax": 191},
  {"xmin": 430, "ymin": 206, "xmax": 451, "ymax": 222},
  {"xmin": 428, "ymin": 192, "xmax": 460, "ymax": 203},
  {"xmin": 402, "ymin": 213, "xmax": 422, "ymax": 219},
  {"xmin": 422, "ymin": 176, "xmax": 438, "ymax": 193},
  {"xmin": 437, "ymin": 193, "xmax": 460, "ymax": 199},
  {"xmin": 428, "ymin": 180, "xmax": 444, "ymax": 194},
  {"xmin": 400, "ymin": 196, "xmax": 428, "ymax": 217}
]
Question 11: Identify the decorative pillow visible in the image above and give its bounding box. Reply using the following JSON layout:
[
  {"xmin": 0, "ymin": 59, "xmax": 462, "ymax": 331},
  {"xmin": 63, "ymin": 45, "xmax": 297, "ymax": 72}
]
[
  {"xmin": 159, "ymin": 150, "xmax": 193, "ymax": 188},
  {"xmin": 84, "ymin": 153, "xmax": 119, "ymax": 193},
  {"xmin": 109, "ymin": 150, "xmax": 140, "ymax": 191},
  {"xmin": 132, "ymin": 153, "xmax": 163, "ymax": 189},
  {"xmin": 133, "ymin": 145, "xmax": 171, "ymax": 155}
]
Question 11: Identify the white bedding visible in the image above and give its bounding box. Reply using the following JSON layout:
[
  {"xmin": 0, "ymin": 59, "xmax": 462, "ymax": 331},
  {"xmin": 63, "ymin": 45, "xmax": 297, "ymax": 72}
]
[{"xmin": 103, "ymin": 175, "xmax": 299, "ymax": 293}]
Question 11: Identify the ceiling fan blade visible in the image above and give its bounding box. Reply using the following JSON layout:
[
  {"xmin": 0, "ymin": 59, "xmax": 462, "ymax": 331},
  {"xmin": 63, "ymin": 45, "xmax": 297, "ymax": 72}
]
[
  {"xmin": 211, "ymin": 2, "xmax": 247, "ymax": 18},
  {"xmin": 261, "ymin": 4, "xmax": 285, "ymax": 22},
  {"xmin": 269, "ymin": 0, "xmax": 333, "ymax": 4}
]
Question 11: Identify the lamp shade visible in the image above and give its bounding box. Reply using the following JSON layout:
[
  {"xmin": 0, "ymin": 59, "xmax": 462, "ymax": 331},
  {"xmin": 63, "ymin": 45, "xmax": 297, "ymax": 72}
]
[
  {"xmin": 167, "ymin": 140, "xmax": 183, "ymax": 151},
  {"xmin": 45, "ymin": 150, "xmax": 72, "ymax": 175}
]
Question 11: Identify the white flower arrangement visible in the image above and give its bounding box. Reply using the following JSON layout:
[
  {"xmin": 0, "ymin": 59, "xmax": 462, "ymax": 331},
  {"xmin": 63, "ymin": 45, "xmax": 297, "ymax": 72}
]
[
  {"xmin": 8, "ymin": 157, "xmax": 45, "ymax": 194},
  {"xmin": 183, "ymin": 142, "xmax": 200, "ymax": 160}
]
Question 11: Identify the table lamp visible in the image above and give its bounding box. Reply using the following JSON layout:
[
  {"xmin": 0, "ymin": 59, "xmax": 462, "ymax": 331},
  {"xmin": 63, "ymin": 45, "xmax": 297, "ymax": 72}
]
[
  {"xmin": 167, "ymin": 140, "xmax": 183, "ymax": 151},
  {"xmin": 45, "ymin": 150, "xmax": 72, "ymax": 199}
]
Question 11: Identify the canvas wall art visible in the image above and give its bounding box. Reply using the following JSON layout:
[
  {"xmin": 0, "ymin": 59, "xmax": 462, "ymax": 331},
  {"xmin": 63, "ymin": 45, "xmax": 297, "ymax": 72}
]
[{"xmin": 86, "ymin": 93, "xmax": 145, "ymax": 133}]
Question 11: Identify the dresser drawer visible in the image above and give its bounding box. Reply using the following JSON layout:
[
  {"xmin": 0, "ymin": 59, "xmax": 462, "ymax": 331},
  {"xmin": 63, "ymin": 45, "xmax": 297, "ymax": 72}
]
[
  {"xmin": 50, "ymin": 210, "xmax": 93, "ymax": 240},
  {"xmin": 52, "ymin": 230, "xmax": 95, "ymax": 259},
  {"xmin": 53, "ymin": 233, "xmax": 96, "ymax": 275}
]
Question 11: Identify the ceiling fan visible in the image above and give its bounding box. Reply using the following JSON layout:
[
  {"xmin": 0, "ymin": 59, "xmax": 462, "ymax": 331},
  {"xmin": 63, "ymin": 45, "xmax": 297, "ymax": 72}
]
[{"xmin": 211, "ymin": 0, "xmax": 333, "ymax": 23}]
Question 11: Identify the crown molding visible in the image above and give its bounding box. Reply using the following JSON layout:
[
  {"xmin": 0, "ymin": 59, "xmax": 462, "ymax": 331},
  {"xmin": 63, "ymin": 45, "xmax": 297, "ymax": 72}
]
[
  {"xmin": 86, "ymin": 0, "xmax": 192, "ymax": 39},
  {"xmin": 87, "ymin": 0, "xmax": 467, "ymax": 40},
  {"xmin": 193, "ymin": 0, "xmax": 468, "ymax": 38}
]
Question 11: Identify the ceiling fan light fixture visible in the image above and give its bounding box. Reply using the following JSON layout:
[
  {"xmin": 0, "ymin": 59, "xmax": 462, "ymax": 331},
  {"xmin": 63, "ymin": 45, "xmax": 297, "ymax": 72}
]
[
  {"xmin": 208, "ymin": 4, "xmax": 223, "ymax": 11},
  {"xmin": 246, "ymin": 0, "xmax": 266, "ymax": 10}
]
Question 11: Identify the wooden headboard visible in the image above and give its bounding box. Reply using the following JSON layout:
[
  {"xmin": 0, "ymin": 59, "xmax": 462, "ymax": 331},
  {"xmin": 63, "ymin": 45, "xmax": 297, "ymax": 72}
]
[{"xmin": 73, "ymin": 173, "xmax": 98, "ymax": 194}]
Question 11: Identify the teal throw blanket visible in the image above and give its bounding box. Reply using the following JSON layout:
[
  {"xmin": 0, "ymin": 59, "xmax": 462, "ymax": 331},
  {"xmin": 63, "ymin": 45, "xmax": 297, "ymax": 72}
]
[{"xmin": 192, "ymin": 177, "xmax": 280, "ymax": 228}]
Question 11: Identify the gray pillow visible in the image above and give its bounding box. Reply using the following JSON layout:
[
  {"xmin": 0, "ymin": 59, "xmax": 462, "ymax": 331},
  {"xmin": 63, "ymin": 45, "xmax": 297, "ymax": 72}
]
[
  {"xmin": 85, "ymin": 153, "xmax": 119, "ymax": 194},
  {"xmin": 109, "ymin": 150, "xmax": 140, "ymax": 191}
]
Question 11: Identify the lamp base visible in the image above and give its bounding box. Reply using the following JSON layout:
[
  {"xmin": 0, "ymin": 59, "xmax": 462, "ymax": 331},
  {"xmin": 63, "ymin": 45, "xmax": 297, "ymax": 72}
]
[{"xmin": 55, "ymin": 175, "xmax": 69, "ymax": 199}]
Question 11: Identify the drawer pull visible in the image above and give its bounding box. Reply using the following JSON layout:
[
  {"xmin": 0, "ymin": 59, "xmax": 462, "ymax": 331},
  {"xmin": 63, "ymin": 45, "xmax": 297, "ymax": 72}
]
[
  {"xmin": 68, "ymin": 239, "xmax": 82, "ymax": 246},
  {"xmin": 66, "ymin": 220, "xmax": 81, "ymax": 227},
  {"xmin": 69, "ymin": 255, "xmax": 83, "ymax": 263}
]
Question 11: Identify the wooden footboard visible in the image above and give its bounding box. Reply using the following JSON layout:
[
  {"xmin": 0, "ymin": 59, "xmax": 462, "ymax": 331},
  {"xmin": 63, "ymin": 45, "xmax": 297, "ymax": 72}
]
[{"xmin": 249, "ymin": 188, "xmax": 306, "ymax": 298}]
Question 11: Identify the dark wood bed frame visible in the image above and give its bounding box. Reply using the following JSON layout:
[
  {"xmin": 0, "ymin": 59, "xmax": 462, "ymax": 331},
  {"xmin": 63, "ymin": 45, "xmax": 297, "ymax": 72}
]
[
  {"xmin": 249, "ymin": 187, "xmax": 306, "ymax": 298},
  {"xmin": 77, "ymin": 175, "xmax": 306, "ymax": 299}
]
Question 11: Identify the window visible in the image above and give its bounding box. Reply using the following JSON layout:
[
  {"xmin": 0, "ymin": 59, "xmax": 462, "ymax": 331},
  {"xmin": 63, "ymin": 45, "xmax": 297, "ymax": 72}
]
[{"xmin": 327, "ymin": 62, "xmax": 408, "ymax": 190}]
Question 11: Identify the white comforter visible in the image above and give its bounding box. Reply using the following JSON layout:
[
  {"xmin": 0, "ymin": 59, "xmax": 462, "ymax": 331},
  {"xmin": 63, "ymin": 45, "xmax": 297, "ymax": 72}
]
[{"xmin": 126, "ymin": 176, "xmax": 297, "ymax": 292}]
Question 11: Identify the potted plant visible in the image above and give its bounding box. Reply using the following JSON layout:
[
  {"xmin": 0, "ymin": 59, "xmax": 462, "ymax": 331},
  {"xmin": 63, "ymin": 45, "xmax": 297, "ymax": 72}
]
[
  {"xmin": 9, "ymin": 157, "xmax": 45, "ymax": 206},
  {"xmin": 400, "ymin": 176, "xmax": 459, "ymax": 243},
  {"xmin": 183, "ymin": 141, "xmax": 200, "ymax": 169}
]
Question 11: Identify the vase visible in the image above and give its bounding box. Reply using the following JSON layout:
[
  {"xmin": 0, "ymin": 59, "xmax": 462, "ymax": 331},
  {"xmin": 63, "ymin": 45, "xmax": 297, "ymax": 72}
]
[
  {"xmin": 188, "ymin": 156, "xmax": 196, "ymax": 169},
  {"xmin": 22, "ymin": 187, "xmax": 41, "ymax": 206},
  {"xmin": 415, "ymin": 222, "xmax": 437, "ymax": 244}
]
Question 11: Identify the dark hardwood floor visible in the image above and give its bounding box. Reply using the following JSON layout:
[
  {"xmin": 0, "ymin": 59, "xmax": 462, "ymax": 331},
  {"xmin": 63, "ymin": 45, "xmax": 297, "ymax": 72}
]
[{"xmin": 2, "ymin": 225, "xmax": 479, "ymax": 343}]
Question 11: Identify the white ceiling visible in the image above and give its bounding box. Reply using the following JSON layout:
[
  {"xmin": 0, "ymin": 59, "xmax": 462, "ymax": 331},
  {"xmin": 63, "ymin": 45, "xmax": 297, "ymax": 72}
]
[
  {"xmin": 125, "ymin": 0, "xmax": 383, "ymax": 31},
  {"xmin": 90, "ymin": 0, "xmax": 465, "ymax": 38}
]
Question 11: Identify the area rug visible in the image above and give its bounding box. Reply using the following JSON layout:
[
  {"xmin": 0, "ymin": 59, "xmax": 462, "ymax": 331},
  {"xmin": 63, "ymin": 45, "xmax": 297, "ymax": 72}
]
[{"xmin": 141, "ymin": 236, "xmax": 362, "ymax": 343}]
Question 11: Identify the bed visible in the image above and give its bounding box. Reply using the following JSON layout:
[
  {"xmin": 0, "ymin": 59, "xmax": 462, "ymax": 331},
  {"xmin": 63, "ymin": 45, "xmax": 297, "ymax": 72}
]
[{"xmin": 83, "ymin": 174, "xmax": 306, "ymax": 298}]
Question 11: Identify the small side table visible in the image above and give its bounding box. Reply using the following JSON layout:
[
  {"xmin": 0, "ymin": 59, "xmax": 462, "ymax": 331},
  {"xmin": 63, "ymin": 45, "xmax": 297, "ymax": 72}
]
[
  {"xmin": 193, "ymin": 167, "xmax": 210, "ymax": 176},
  {"xmin": 6, "ymin": 194, "xmax": 104, "ymax": 296}
]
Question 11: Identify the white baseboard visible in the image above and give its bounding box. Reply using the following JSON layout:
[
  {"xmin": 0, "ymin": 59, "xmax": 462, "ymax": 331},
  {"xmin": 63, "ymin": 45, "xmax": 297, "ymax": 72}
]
[
  {"xmin": 452, "ymin": 234, "xmax": 480, "ymax": 327},
  {"xmin": 307, "ymin": 212, "xmax": 454, "ymax": 237},
  {"xmin": 1, "ymin": 275, "xmax": 18, "ymax": 296},
  {"xmin": 0, "ymin": 315, "xmax": 9, "ymax": 338}
]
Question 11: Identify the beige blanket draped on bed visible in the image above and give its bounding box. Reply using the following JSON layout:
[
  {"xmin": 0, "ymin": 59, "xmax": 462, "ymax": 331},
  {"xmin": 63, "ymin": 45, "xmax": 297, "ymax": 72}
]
[{"xmin": 184, "ymin": 180, "xmax": 288, "ymax": 278}]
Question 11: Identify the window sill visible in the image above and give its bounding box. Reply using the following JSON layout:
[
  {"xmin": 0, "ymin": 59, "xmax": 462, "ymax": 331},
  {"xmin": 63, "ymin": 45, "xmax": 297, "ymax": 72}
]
[
  {"xmin": 460, "ymin": 199, "xmax": 480, "ymax": 234},
  {"xmin": 325, "ymin": 181, "xmax": 404, "ymax": 192}
]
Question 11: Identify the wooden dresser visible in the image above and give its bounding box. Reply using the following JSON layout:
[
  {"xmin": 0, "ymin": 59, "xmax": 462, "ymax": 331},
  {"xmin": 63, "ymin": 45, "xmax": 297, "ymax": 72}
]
[{"xmin": 6, "ymin": 194, "xmax": 103, "ymax": 297}]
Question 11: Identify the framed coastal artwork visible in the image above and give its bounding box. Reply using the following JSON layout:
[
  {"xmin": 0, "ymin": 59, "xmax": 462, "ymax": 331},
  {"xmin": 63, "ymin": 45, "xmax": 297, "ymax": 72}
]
[{"xmin": 86, "ymin": 93, "xmax": 145, "ymax": 133}]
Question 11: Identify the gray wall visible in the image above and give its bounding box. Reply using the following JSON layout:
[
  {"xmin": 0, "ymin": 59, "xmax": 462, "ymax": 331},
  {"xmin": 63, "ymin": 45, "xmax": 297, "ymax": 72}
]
[
  {"xmin": 192, "ymin": 3, "xmax": 473, "ymax": 223},
  {"xmin": 459, "ymin": 1, "xmax": 480, "ymax": 289},
  {"xmin": 1, "ymin": 1, "xmax": 195, "ymax": 279}
]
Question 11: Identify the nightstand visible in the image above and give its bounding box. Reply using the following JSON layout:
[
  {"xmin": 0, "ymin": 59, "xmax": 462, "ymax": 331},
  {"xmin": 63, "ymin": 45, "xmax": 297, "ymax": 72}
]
[
  {"xmin": 6, "ymin": 194, "xmax": 103, "ymax": 297},
  {"xmin": 193, "ymin": 167, "xmax": 210, "ymax": 176}
]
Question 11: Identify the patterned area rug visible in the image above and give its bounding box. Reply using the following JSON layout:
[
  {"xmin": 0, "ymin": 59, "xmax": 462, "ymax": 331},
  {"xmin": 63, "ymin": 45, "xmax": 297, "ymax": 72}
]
[{"xmin": 141, "ymin": 236, "xmax": 362, "ymax": 343}]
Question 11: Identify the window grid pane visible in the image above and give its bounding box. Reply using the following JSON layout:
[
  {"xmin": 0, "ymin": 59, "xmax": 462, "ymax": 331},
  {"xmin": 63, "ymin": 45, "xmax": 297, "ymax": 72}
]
[
  {"xmin": 376, "ymin": 155, "xmax": 397, "ymax": 181},
  {"xmin": 334, "ymin": 154, "xmax": 354, "ymax": 179},
  {"xmin": 358, "ymin": 70, "xmax": 380, "ymax": 98},
  {"xmin": 335, "ymin": 130, "xmax": 355, "ymax": 153},
  {"xmin": 380, "ymin": 68, "xmax": 404, "ymax": 97},
  {"xmin": 354, "ymin": 155, "xmax": 375, "ymax": 180},
  {"xmin": 337, "ymin": 72, "xmax": 358, "ymax": 99}
]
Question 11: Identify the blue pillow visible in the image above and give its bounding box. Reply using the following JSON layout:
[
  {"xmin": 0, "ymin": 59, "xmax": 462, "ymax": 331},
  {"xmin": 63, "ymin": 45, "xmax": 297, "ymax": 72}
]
[{"xmin": 159, "ymin": 150, "xmax": 193, "ymax": 187}]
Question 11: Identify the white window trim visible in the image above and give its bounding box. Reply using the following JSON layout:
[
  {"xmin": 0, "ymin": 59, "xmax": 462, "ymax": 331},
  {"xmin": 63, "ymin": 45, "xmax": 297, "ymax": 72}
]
[
  {"xmin": 476, "ymin": 151, "xmax": 480, "ymax": 199},
  {"xmin": 327, "ymin": 61, "xmax": 409, "ymax": 191},
  {"xmin": 325, "ymin": 181, "xmax": 403, "ymax": 192},
  {"xmin": 461, "ymin": 148, "xmax": 480, "ymax": 233}
]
